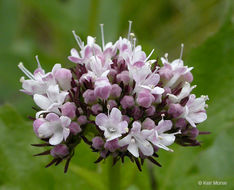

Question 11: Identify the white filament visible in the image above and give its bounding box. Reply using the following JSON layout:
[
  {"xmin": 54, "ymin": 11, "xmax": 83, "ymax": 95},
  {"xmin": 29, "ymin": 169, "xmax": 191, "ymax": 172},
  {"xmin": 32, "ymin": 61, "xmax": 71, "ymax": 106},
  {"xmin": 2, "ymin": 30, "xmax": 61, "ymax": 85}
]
[
  {"xmin": 179, "ymin": 43, "xmax": 184, "ymax": 62},
  {"xmin": 100, "ymin": 24, "xmax": 105, "ymax": 50},
  {"xmin": 72, "ymin": 30, "xmax": 84, "ymax": 49},
  {"xmin": 18, "ymin": 62, "xmax": 35, "ymax": 80},
  {"xmin": 35, "ymin": 55, "xmax": 41, "ymax": 68},
  {"xmin": 145, "ymin": 49, "xmax": 155, "ymax": 62},
  {"xmin": 127, "ymin": 20, "xmax": 132, "ymax": 40}
]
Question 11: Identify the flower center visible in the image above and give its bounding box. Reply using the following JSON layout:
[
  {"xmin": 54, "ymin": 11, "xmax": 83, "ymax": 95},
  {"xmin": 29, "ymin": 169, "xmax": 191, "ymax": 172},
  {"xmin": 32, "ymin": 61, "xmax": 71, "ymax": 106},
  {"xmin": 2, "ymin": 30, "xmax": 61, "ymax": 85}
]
[{"xmin": 108, "ymin": 127, "xmax": 117, "ymax": 133}]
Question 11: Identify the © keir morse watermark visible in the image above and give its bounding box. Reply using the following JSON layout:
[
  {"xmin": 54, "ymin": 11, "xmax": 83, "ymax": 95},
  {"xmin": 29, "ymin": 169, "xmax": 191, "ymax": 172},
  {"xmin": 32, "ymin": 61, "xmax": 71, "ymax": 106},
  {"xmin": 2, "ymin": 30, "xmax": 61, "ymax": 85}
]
[{"xmin": 198, "ymin": 180, "xmax": 228, "ymax": 186}]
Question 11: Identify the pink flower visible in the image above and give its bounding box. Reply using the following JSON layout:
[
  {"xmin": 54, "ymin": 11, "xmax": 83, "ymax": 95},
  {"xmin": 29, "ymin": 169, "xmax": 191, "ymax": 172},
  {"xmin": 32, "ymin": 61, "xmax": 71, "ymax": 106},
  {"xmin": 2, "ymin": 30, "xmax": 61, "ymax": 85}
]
[
  {"xmin": 118, "ymin": 121, "xmax": 153, "ymax": 157},
  {"xmin": 36, "ymin": 113, "xmax": 71, "ymax": 145},
  {"xmin": 95, "ymin": 108, "xmax": 128, "ymax": 141},
  {"xmin": 94, "ymin": 77, "xmax": 112, "ymax": 100},
  {"xmin": 180, "ymin": 95, "xmax": 208, "ymax": 127},
  {"xmin": 136, "ymin": 89, "xmax": 155, "ymax": 108}
]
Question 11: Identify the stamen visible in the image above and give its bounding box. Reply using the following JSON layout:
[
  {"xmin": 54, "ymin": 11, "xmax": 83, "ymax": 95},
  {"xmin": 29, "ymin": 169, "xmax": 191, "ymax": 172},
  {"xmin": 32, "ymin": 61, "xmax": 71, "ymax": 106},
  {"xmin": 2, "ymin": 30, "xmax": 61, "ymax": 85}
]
[
  {"xmin": 164, "ymin": 53, "xmax": 168, "ymax": 60},
  {"xmin": 107, "ymin": 104, "xmax": 110, "ymax": 116},
  {"xmin": 127, "ymin": 20, "xmax": 132, "ymax": 40},
  {"xmin": 145, "ymin": 49, "xmax": 155, "ymax": 62},
  {"xmin": 161, "ymin": 114, "xmax": 165, "ymax": 120},
  {"xmin": 100, "ymin": 24, "xmax": 105, "ymax": 50},
  {"xmin": 179, "ymin": 43, "xmax": 184, "ymax": 62},
  {"xmin": 72, "ymin": 30, "xmax": 84, "ymax": 49},
  {"xmin": 133, "ymin": 38, "xmax": 136, "ymax": 50},
  {"xmin": 35, "ymin": 55, "xmax": 41, "ymax": 68},
  {"xmin": 18, "ymin": 62, "xmax": 35, "ymax": 80}
]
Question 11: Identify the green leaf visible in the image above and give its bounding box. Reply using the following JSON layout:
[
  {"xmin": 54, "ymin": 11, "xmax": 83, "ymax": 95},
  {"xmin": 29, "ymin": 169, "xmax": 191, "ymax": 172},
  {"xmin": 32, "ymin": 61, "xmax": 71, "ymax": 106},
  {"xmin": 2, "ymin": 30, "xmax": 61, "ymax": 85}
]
[{"xmin": 70, "ymin": 164, "xmax": 107, "ymax": 190}]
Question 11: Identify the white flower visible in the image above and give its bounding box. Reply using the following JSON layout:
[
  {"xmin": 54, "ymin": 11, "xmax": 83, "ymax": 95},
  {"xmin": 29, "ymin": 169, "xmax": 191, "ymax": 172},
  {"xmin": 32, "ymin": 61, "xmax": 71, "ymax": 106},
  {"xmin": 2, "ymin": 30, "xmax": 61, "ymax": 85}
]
[
  {"xmin": 147, "ymin": 119, "xmax": 180, "ymax": 152},
  {"xmin": 37, "ymin": 113, "xmax": 71, "ymax": 145},
  {"xmin": 34, "ymin": 85, "xmax": 68, "ymax": 118},
  {"xmin": 180, "ymin": 94, "xmax": 209, "ymax": 127},
  {"xmin": 95, "ymin": 108, "xmax": 128, "ymax": 141},
  {"xmin": 167, "ymin": 82, "xmax": 196, "ymax": 103},
  {"xmin": 118, "ymin": 121, "xmax": 154, "ymax": 157},
  {"xmin": 18, "ymin": 62, "xmax": 56, "ymax": 95}
]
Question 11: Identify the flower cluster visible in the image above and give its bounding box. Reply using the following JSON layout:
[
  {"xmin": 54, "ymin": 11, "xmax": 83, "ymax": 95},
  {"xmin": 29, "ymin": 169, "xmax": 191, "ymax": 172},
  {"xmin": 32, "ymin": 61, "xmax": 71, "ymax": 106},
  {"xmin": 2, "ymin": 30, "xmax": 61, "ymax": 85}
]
[{"xmin": 18, "ymin": 22, "xmax": 209, "ymax": 172}]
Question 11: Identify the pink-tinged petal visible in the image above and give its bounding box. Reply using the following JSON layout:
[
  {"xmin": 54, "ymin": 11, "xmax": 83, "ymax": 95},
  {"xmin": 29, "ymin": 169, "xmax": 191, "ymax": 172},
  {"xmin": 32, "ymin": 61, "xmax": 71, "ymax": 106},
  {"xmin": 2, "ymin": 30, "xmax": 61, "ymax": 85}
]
[
  {"xmin": 33, "ymin": 118, "xmax": 45, "ymax": 137},
  {"xmin": 110, "ymin": 108, "xmax": 122, "ymax": 122},
  {"xmin": 144, "ymin": 73, "xmax": 160, "ymax": 86},
  {"xmin": 70, "ymin": 48, "xmax": 79, "ymax": 57},
  {"xmin": 68, "ymin": 56, "xmax": 83, "ymax": 63},
  {"xmin": 46, "ymin": 113, "xmax": 60, "ymax": 122},
  {"xmin": 141, "ymin": 129, "xmax": 153, "ymax": 138},
  {"xmin": 106, "ymin": 133, "xmax": 121, "ymax": 142},
  {"xmin": 189, "ymin": 112, "xmax": 207, "ymax": 123},
  {"xmin": 95, "ymin": 113, "xmax": 108, "ymax": 126},
  {"xmin": 159, "ymin": 134, "xmax": 175, "ymax": 146},
  {"xmin": 138, "ymin": 140, "xmax": 154, "ymax": 156},
  {"xmin": 51, "ymin": 64, "xmax": 62, "ymax": 74},
  {"xmin": 133, "ymin": 61, "xmax": 144, "ymax": 67},
  {"xmin": 186, "ymin": 117, "xmax": 196, "ymax": 127},
  {"xmin": 60, "ymin": 116, "xmax": 71, "ymax": 128},
  {"xmin": 118, "ymin": 121, "xmax": 128, "ymax": 134},
  {"xmin": 49, "ymin": 131, "xmax": 64, "ymax": 145},
  {"xmin": 37, "ymin": 122, "xmax": 53, "ymax": 138},
  {"xmin": 156, "ymin": 120, "xmax": 172, "ymax": 133},
  {"xmin": 33, "ymin": 94, "xmax": 51, "ymax": 110},
  {"xmin": 46, "ymin": 85, "xmax": 60, "ymax": 101},
  {"xmin": 131, "ymin": 121, "xmax": 141, "ymax": 133},
  {"xmin": 118, "ymin": 135, "xmax": 131, "ymax": 147},
  {"xmin": 151, "ymin": 87, "xmax": 165, "ymax": 95},
  {"xmin": 128, "ymin": 141, "xmax": 139, "ymax": 157},
  {"xmin": 57, "ymin": 91, "xmax": 69, "ymax": 104},
  {"xmin": 63, "ymin": 127, "xmax": 70, "ymax": 141},
  {"xmin": 101, "ymin": 70, "xmax": 110, "ymax": 78}
]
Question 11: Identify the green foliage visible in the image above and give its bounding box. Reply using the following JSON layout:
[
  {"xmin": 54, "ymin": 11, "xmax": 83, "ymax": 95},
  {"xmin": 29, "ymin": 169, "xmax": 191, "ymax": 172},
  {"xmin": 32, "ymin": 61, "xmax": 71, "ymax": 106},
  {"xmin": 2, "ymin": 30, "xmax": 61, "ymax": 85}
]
[{"xmin": 0, "ymin": 0, "xmax": 233, "ymax": 189}]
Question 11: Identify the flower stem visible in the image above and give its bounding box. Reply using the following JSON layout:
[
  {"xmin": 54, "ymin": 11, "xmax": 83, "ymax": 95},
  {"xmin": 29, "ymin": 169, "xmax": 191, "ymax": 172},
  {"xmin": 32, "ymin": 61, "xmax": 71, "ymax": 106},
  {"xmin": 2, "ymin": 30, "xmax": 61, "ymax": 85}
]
[{"xmin": 108, "ymin": 158, "xmax": 121, "ymax": 190}]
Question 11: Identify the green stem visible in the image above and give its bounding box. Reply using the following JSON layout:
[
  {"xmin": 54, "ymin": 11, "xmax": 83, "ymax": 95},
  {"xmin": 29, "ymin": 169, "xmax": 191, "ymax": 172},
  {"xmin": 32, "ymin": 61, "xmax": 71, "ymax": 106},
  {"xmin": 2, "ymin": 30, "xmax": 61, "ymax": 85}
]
[{"xmin": 108, "ymin": 158, "xmax": 121, "ymax": 190}]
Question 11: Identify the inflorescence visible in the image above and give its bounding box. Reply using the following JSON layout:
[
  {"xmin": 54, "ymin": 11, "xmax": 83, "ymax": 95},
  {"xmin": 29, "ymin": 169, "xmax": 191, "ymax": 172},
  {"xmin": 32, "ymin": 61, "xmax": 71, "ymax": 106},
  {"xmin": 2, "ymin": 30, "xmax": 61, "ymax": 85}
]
[{"xmin": 18, "ymin": 21, "xmax": 209, "ymax": 172}]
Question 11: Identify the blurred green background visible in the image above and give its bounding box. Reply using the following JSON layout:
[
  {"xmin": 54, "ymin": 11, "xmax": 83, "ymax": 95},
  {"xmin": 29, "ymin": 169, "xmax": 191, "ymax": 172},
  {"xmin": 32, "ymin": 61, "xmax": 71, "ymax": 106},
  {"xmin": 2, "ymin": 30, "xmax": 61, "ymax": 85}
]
[{"xmin": 0, "ymin": 0, "xmax": 233, "ymax": 189}]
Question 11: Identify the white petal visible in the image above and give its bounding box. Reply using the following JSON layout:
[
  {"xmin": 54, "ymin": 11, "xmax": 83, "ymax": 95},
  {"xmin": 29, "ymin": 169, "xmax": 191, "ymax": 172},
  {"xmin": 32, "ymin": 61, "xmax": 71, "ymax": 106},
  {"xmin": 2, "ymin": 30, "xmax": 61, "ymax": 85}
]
[
  {"xmin": 138, "ymin": 140, "xmax": 154, "ymax": 156},
  {"xmin": 159, "ymin": 134, "xmax": 176, "ymax": 146},
  {"xmin": 63, "ymin": 128, "xmax": 70, "ymax": 141},
  {"xmin": 151, "ymin": 87, "xmax": 165, "ymax": 95},
  {"xmin": 128, "ymin": 141, "xmax": 139, "ymax": 157},
  {"xmin": 189, "ymin": 112, "xmax": 207, "ymax": 123},
  {"xmin": 60, "ymin": 116, "xmax": 71, "ymax": 127},
  {"xmin": 38, "ymin": 122, "xmax": 53, "ymax": 138},
  {"xmin": 110, "ymin": 108, "xmax": 122, "ymax": 122},
  {"xmin": 95, "ymin": 113, "xmax": 108, "ymax": 126},
  {"xmin": 33, "ymin": 94, "xmax": 51, "ymax": 110},
  {"xmin": 49, "ymin": 131, "xmax": 63, "ymax": 145},
  {"xmin": 118, "ymin": 135, "xmax": 131, "ymax": 147}
]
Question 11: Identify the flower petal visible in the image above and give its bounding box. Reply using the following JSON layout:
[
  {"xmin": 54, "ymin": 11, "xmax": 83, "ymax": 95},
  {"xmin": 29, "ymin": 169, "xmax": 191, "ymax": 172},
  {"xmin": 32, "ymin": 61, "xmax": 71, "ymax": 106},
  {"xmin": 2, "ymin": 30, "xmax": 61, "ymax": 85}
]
[
  {"xmin": 128, "ymin": 141, "xmax": 139, "ymax": 157},
  {"xmin": 33, "ymin": 94, "xmax": 51, "ymax": 110},
  {"xmin": 110, "ymin": 108, "xmax": 122, "ymax": 122},
  {"xmin": 95, "ymin": 113, "xmax": 108, "ymax": 126}
]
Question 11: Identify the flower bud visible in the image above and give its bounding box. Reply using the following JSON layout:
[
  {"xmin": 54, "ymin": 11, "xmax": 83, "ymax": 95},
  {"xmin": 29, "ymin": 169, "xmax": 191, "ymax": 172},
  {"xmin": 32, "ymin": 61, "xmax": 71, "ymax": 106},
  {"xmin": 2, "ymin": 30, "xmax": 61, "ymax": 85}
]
[
  {"xmin": 77, "ymin": 115, "xmax": 87, "ymax": 125},
  {"xmin": 92, "ymin": 137, "xmax": 104, "ymax": 150},
  {"xmin": 122, "ymin": 115, "xmax": 130, "ymax": 123},
  {"xmin": 69, "ymin": 122, "xmax": 82, "ymax": 135},
  {"xmin": 91, "ymin": 104, "xmax": 103, "ymax": 115},
  {"xmin": 120, "ymin": 95, "xmax": 135, "ymax": 109},
  {"xmin": 50, "ymin": 144, "xmax": 69, "ymax": 158},
  {"xmin": 54, "ymin": 68, "xmax": 72, "ymax": 90},
  {"xmin": 94, "ymin": 77, "xmax": 112, "ymax": 100},
  {"xmin": 61, "ymin": 102, "xmax": 76, "ymax": 119},
  {"xmin": 142, "ymin": 118, "xmax": 155, "ymax": 130},
  {"xmin": 183, "ymin": 127, "xmax": 199, "ymax": 139},
  {"xmin": 110, "ymin": 84, "xmax": 122, "ymax": 97},
  {"xmin": 83, "ymin": 89, "xmax": 97, "ymax": 104},
  {"xmin": 136, "ymin": 90, "xmax": 155, "ymax": 108},
  {"xmin": 104, "ymin": 139, "xmax": 119, "ymax": 152},
  {"xmin": 168, "ymin": 103, "xmax": 184, "ymax": 118},
  {"xmin": 33, "ymin": 118, "xmax": 45, "ymax": 137},
  {"xmin": 107, "ymin": 100, "xmax": 117, "ymax": 110},
  {"xmin": 175, "ymin": 118, "xmax": 187, "ymax": 129},
  {"xmin": 145, "ymin": 106, "xmax": 155, "ymax": 116},
  {"xmin": 116, "ymin": 71, "xmax": 130, "ymax": 84}
]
